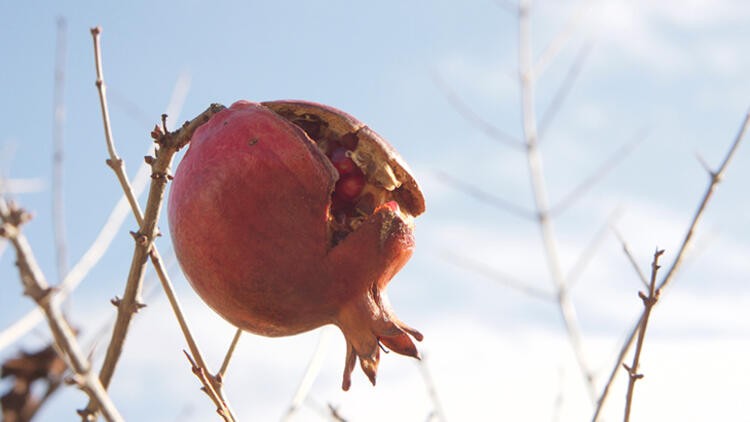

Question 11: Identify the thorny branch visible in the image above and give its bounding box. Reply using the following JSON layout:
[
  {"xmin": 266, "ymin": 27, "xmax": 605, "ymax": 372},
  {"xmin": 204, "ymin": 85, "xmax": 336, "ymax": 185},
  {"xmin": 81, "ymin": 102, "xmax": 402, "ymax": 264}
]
[
  {"xmin": 592, "ymin": 110, "xmax": 750, "ymax": 421},
  {"xmin": 0, "ymin": 198, "xmax": 123, "ymax": 422},
  {"xmin": 622, "ymin": 248, "xmax": 663, "ymax": 422},
  {"xmin": 86, "ymin": 26, "xmax": 230, "ymax": 421}
]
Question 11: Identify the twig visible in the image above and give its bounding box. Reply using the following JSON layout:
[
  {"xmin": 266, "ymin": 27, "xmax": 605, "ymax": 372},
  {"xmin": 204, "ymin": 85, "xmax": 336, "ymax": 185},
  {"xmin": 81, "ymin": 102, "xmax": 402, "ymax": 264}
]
[
  {"xmin": 565, "ymin": 207, "xmax": 622, "ymax": 288},
  {"xmin": 591, "ymin": 109, "xmax": 749, "ymax": 421},
  {"xmin": 612, "ymin": 227, "xmax": 649, "ymax": 288},
  {"xmin": 84, "ymin": 103, "xmax": 225, "ymax": 418},
  {"xmin": 538, "ymin": 42, "xmax": 592, "ymax": 140},
  {"xmin": 549, "ymin": 128, "xmax": 648, "ymax": 218},
  {"xmin": 432, "ymin": 170, "xmax": 535, "ymax": 220},
  {"xmin": 282, "ymin": 327, "xmax": 333, "ymax": 421},
  {"xmin": 90, "ymin": 27, "xmax": 144, "ymax": 225},
  {"xmin": 217, "ymin": 329, "xmax": 243, "ymax": 381},
  {"xmin": 417, "ymin": 354, "xmax": 448, "ymax": 422},
  {"xmin": 657, "ymin": 111, "xmax": 750, "ymax": 291},
  {"xmin": 441, "ymin": 251, "xmax": 554, "ymax": 301},
  {"xmin": 52, "ymin": 16, "xmax": 68, "ymax": 283},
  {"xmin": 532, "ymin": 0, "xmax": 593, "ymax": 79},
  {"xmin": 0, "ymin": 198, "xmax": 123, "ymax": 422},
  {"xmin": 87, "ymin": 26, "xmax": 233, "ymax": 420},
  {"xmin": 622, "ymin": 248, "xmax": 663, "ymax": 422},
  {"xmin": 518, "ymin": 0, "xmax": 595, "ymax": 400},
  {"xmin": 184, "ymin": 352, "xmax": 233, "ymax": 422},
  {"xmin": 431, "ymin": 70, "xmax": 523, "ymax": 149},
  {"xmin": 0, "ymin": 164, "xmax": 150, "ymax": 353}
]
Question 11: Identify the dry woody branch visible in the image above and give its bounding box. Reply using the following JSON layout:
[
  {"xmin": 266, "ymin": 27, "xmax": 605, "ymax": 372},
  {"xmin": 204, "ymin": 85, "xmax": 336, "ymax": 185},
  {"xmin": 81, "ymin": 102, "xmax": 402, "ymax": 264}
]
[
  {"xmin": 86, "ymin": 26, "xmax": 234, "ymax": 421},
  {"xmin": 0, "ymin": 198, "xmax": 124, "ymax": 422}
]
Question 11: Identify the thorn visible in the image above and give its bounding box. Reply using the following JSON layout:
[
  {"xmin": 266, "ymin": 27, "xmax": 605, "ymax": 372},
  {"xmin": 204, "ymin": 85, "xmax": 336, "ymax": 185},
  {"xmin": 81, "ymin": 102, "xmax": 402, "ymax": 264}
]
[
  {"xmin": 638, "ymin": 291, "xmax": 648, "ymax": 302},
  {"xmin": 695, "ymin": 152, "xmax": 712, "ymax": 175},
  {"xmin": 129, "ymin": 231, "xmax": 149, "ymax": 245},
  {"xmin": 134, "ymin": 301, "xmax": 147, "ymax": 311},
  {"xmin": 111, "ymin": 296, "xmax": 121, "ymax": 307},
  {"xmin": 105, "ymin": 158, "xmax": 122, "ymax": 170},
  {"xmin": 150, "ymin": 125, "xmax": 163, "ymax": 140}
]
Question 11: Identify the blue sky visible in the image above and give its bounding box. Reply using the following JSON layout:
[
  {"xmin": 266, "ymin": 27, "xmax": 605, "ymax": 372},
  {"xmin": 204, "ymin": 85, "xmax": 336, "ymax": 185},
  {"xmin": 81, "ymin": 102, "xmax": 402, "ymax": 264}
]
[{"xmin": 1, "ymin": 1, "xmax": 749, "ymax": 420}]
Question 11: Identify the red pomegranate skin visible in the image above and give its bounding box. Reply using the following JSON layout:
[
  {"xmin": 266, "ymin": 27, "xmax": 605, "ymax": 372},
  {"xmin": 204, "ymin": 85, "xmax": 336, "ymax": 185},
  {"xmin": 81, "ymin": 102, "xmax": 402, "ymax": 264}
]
[{"xmin": 168, "ymin": 100, "xmax": 424, "ymax": 390}]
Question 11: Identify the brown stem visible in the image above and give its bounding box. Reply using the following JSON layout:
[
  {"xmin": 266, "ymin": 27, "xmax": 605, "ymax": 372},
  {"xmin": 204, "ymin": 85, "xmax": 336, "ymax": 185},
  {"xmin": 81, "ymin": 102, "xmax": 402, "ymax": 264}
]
[
  {"xmin": 90, "ymin": 27, "xmax": 143, "ymax": 225},
  {"xmin": 82, "ymin": 102, "xmax": 224, "ymax": 419},
  {"xmin": 0, "ymin": 198, "xmax": 123, "ymax": 422},
  {"xmin": 622, "ymin": 248, "xmax": 663, "ymax": 422},
  {"xmin": 217, "ymin": 328, "xmax": 243, "ymax": 381},
  {"xmin": 88, "ymin": 26, "xmax": 234, "ymax": 421},
  {"xmin": 592, "ymin": 110, "xmax": 749, "ymax": 421}
]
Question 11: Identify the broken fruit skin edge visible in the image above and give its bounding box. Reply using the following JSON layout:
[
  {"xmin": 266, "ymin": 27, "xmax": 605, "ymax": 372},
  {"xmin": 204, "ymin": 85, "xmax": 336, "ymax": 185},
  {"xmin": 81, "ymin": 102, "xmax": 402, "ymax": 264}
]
[{"xmin": 167, "ymin": 100, "xmax": 425, "ymax": 390}]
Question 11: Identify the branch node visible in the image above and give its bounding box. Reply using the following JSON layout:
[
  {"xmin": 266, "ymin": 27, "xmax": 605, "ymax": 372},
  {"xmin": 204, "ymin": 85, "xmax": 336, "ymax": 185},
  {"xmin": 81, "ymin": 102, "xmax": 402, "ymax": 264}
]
[
  {"xmin": 110, "ymin": 296, "xmax": 121, "ymax": 307},
  {"xmin": 129, "ymin": 230, "xmax": 149, "ymax": 246},
  {"xmin": 150, "ymin": 125, "xmax": 164, "ymax": 141},
  {"xmin": 105, "ymin": 158, "xmax": 119, "ymax": 170},
  {"xmin": 144, "ymin": 155, "xmax": 155, "ymax": 165}
]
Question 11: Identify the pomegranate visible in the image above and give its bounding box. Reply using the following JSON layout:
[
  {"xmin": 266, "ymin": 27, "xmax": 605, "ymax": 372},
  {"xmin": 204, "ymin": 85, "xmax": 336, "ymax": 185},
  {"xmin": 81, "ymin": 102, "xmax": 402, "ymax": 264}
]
[{"xmin": 168, "ymin": 100, "xmax": 425, "ymax": 390}]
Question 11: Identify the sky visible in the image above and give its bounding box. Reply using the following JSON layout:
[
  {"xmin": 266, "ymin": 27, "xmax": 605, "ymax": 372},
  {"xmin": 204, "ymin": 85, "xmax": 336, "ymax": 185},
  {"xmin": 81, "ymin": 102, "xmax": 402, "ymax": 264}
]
[{"xmin": 1, "ymin": 0, "xmax": 749, "ymax": 421}]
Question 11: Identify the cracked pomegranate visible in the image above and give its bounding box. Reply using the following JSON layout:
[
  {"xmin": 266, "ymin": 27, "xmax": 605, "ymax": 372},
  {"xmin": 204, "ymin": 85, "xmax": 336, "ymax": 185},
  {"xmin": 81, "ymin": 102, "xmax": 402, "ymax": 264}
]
[{"xmin": 168, "ymin": 100, "xmax": 425, "ymax": 390}]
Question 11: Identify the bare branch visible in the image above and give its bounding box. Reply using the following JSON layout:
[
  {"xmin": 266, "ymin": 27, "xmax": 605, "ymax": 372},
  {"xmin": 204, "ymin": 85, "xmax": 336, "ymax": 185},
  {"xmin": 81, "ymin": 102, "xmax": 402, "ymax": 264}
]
[
  {"xmin": 591, "ymin": 315, "xmax": 642, "ymax": 422},
  {"xmin": 83, "ymin": 101, "xmax": 225, "ymax": 419},
  {"xmin": 622, "ymin": 248, "xmax": 663, "ymax": 422},
  {"xmin": 52, "ymin": 16, "xmax": 68, "ymax": 283},
  {"xmin": 184, "ymin": 351, "xmax": 234, "ymax": 422},
  {"xmin": 566, "ymin": 207, "xmax": 623, "ymax": 288},
  {"xmin": 417, "ymin": 353, "xmax": 448, "ymax": 422},
  {"xmin": 217, "ymin": 329, "xmax": 243, "ymax": 381},
  {"xmin": 441, "ymin": 251, "xmax": 554, "ymax": 301},
  {"xmin": 282, "ymin": 328, "xmax": 333, "ymax": 421},
  {"xmin": 592, "ymin": 109, "xmax": 749, "ymax": 421},
  {"xmin": 538, "ymin": 42, "xmax": 593, "ymax": 140},
  {"xmin": 432, "ymin": 170, "xmax": 535, "ymax": 220},
  {"xmin": 431, "ymin": 71, "xmax": 523, "ymax": 149},
  {"xmin": 90, "ymin": 27, "xmax": 143, "ymax": 225},
  {"xmin": 550, "ymin": 128, "xmax": 648, "ymax": 218},
  {"xmin": 0, "ymin": 198, "xmax": 123, "ymax": 422},
  {"xmin": 533, "ymin": 0, "xmax": 593, "ymax": 79},
  {"xmin": 518, "ymin": 0, "xmax": 595, "ymax": 400},
  {"xmin": 0, "ymin": 163, "xmax": 150, "ymax": 353},
  {"xmin": 612, "ymin": 227, "xmax": 649, "ymax": 288},
  {"xmin": 87, "ymin": 22, "xmax": 230, "ymax": 421},
  {"xmin": 657, "ymin": 110, "xmax": 750, "ymax": 292}
]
